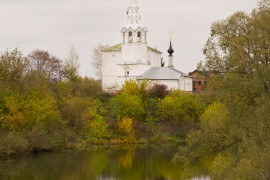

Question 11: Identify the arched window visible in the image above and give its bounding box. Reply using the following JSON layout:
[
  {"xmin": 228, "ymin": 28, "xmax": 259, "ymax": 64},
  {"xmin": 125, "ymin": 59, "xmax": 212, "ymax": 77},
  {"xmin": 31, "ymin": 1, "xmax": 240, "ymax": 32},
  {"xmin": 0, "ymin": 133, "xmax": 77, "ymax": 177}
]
[
  {"xmin": 129, "ymin": 32, "xmax": 133, "ymax": 43},
  {"xmin": 137, "ymin": 32, "xmax": 141, "ymax": 42}
]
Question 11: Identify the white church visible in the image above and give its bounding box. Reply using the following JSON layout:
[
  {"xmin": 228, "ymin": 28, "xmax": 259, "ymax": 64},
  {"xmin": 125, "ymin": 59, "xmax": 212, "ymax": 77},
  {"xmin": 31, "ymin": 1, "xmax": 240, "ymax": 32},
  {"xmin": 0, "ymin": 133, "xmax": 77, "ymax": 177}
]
[{"xmin": 101, "ymin": 0, "xmax": 193, "ymax": 93}]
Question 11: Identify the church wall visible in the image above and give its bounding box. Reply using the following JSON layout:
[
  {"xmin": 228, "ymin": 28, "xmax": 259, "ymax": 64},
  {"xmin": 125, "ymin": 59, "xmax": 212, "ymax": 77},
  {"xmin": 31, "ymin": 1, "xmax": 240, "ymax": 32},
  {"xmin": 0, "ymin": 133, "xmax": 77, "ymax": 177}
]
[
  {"xmin": 148, "ymin": 50, "xmax": 161, "ymax": 67},
  {"xmin": 179, "ymin": 76, "xmax": 193, "ymax": 92},
  {"xmin": 122, "ymin": 42, "xmax": 148, "ymax": 63},
  {"xmin": 146, "ymin": 77, "xmax": 193, "ymax": 92},
  {"xmin": 118, "ymin": 64, "xmax": 151, "ymax": 77},
  {"xmin": 147, "ymin": 80, "xmax": 179, "ymax": 90},
  {"xmin": 101, "ymin": 51, "xmax": 122, "ymax": 92},
  {"xmin": 102, "ymin": 50, "xmax": 152, "ymax": 93}
]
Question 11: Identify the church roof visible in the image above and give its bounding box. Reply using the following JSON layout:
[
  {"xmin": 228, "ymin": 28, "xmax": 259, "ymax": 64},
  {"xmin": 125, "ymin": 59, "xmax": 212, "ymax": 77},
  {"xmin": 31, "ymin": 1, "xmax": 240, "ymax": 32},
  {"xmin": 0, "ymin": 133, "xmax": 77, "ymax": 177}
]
[
  {"xmin": 102, "ymin": 43, "xmax": 122, "ymax": 52},
  {"xmin": 102, "ymin": 43, "xmax": 162, "ymax": 53},
  {"xmin": 137, "ymin": 67, "xmax": 190, "ymax": 80}
]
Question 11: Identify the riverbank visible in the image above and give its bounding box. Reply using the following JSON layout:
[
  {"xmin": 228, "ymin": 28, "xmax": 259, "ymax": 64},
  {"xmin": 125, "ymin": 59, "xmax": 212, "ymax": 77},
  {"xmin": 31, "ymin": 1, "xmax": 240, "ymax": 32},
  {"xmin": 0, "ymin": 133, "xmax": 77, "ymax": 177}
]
[{"xmin": 0, "ymin": 120, "xmax": 188, "ymax": 159}]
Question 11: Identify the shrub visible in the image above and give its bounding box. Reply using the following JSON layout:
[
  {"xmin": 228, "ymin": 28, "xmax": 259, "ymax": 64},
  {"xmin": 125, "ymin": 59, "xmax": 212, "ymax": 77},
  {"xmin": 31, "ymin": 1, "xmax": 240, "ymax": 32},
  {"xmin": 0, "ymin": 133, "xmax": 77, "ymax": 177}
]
[
  {"xmin": 158, "ymin": 91, "xmax": 202, "ymax": 122},
  {"xmin": 27, "ymin": 123, "xmax": 66, "ymax": 152},
  {"xmin": 72, "ymin": 77, "xmax": 102, "ymax": 98},
  {"xmin": 1, "ymin": 90, "xmax": 62, "ymax": 132},
  {"xmin": 82, "ymin": 109, "xmax": 108, "ymax": 140},
  {"xmin": 144, "ymin": 98, "xmax": 159, "ymax": 123},
  {"xmin": 117, "ymin": 116, "xmax": 134, "ymax": 138},
  {"xmin": 60, "ymin": 97, "xmax": 93, "ymax": 131},
  {"xmin": 110, "ymin": 93, "xmax": 144, "ymax": 121},
  {"xmin": 0, "ymin": 132, "xmax": 28, "ymax": 155},
  {"xmin": 150, "ymin": 84, "xmax": 168, "ymax": 99},
  {"xmin": 121, "ymin": 80, "xmax": 150, "ymax": 96}
]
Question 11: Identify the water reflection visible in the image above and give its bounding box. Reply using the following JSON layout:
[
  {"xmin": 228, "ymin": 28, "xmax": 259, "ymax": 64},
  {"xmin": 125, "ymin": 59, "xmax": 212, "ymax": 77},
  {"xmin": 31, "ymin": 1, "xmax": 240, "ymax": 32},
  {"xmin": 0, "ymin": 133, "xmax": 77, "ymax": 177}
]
[{"xmin": 0, "ymin": 145, "xmax": 210, "ymax": 180}]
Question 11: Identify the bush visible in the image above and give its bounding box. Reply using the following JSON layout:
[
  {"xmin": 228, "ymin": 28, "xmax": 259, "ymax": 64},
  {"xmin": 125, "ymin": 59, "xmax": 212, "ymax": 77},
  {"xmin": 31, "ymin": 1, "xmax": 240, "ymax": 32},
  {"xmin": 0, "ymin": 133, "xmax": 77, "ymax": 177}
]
[
  {"xmin": 60, "ymin": 97, "xmax": 93, "ymax": 131},
  {"xmin": 27, "ymin": 123, "xmax": 67, "ymax": 152},
  {"xmin": 1, "ymin": 90, "xmax": 62, "ymax": 132},
  {"xmin": 82, "ymin": 109, "xmax": 108, "ymax": 140},
  {"xmin": 121, "ymin": 80, "xmax": 150, "ymax": 96},
  {"xmin": 110, "ymin": 93, "xmax": 144, "ymax": 121},
  {"xmin": 0, "ymin": 132, "xmax": 28, "ymax": 155},
  {"xmin": 158, "ymin": 91, "xmax": 202, "ymax": 122},
  {"xmin": 150, "ymin": 84, "xmax": 168, "ymax": 99},
  {"xmin": 117, "ymin": 116, "xmax": 134, "ymax": 138},
  {"xmin": 144, "ymin": 98, "xmax": 159, "ymax": 123}
]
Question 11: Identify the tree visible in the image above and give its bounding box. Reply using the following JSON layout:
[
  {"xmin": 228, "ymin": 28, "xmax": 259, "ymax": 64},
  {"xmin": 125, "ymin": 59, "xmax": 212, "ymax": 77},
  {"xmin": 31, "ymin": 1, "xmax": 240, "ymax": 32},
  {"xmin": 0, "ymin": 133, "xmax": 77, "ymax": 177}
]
[
  {"xmin": 158, "ymin": 91, "xmax": 202, "ymax": 122},
  {"xmin": 28, "ymin": 49, "xmax": 62, "ymax": 80},
  {"xmin": 91, "ymin": 44, "xmax": 109, "ymax": 79},
  {"xmin": 110, "ymin": 93, "xmax": 145, "ymax": 121},
  {"xmin": 176, "ymin": 1, "xmax": 270, "ymax": 179},
  {"xmin": 62, "ymin": 47, "xmax": 80, "ymax": 82},
  {"xmin": 0, "ymin": 48, "xmax": 28, "ymax": 89}
]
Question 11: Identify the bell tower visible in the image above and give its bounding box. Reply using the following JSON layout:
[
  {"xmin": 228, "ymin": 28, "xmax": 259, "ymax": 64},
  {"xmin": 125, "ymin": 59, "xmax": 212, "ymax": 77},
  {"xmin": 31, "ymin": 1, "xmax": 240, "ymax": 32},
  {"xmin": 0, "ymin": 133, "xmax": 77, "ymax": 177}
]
[{"xmin": 121, "ymin": 0, "xmax": 148, "ymax": 64}]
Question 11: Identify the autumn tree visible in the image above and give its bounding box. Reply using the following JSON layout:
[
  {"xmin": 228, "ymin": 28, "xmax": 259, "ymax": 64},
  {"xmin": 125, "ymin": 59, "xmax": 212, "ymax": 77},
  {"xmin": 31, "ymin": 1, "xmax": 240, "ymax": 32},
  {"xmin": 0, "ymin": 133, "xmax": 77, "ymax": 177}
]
[
  {"xmin": 28, "ymin": 49, "xmax": 62, "ymax": 80},
  {"xmin": 176, "ymin": 1, "xmax": 270, "ymax": 179},
  {"xmin": 91, "ymin": 44, "xmax": 109, "ymax": 79},
  {"xmin": 0, "ymin": 48, "xmax": 29, "ymax": 89},
  {"xmin": 62, "ymin": 47, "xmax": 80, "ymax": 82}
]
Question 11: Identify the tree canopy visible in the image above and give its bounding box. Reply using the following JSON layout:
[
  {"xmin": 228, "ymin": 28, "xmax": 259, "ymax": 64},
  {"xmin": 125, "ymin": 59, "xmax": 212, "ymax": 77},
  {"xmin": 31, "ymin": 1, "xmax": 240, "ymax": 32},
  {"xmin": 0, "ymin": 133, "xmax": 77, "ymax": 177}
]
[{"xmin": 176, "ymin": 1, "xmax": 270, "ymax": 179}]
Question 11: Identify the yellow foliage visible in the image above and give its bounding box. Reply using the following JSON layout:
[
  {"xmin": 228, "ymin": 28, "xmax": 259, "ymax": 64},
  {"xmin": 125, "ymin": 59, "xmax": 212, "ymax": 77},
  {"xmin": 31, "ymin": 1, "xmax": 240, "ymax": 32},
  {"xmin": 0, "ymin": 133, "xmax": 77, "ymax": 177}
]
[{"xmin": 117, "ymin": 116, "xmax": 134, "ymax": 138}]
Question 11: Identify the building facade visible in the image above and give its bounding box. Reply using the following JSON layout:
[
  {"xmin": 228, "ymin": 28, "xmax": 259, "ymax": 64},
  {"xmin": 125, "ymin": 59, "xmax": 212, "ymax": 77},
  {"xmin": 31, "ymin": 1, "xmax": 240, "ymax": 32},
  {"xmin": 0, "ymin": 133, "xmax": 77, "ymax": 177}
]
[
  {"xmin": 101, "ymin": 0, "xmax": 192, "ymax": 93},
  {"xmin": 188, "ymin": 70, "xmax": 212, "ymax": 93}
]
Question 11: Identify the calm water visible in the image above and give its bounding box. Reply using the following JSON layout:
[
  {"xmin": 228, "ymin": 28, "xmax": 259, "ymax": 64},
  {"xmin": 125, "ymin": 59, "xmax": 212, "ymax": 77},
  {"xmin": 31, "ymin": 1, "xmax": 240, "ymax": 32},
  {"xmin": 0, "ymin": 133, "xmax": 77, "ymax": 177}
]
[{"xmin": 0, "ymin": 145, "xmax": 210, "ymax": 180}]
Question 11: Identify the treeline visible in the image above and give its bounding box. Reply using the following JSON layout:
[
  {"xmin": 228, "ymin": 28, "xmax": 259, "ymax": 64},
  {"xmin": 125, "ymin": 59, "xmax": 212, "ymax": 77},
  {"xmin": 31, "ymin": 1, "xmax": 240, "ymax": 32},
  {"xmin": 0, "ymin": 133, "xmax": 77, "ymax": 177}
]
[
  {"xmin": 0, "ymin": 48, "xmax": 101, "ymax": 155},
  {"xmin": 0, "ymin": 47, "xmax": 209, "ymax": 157},
  {"xmin": 175, "ymin": 1, "xmax": 270, "ymax": 179}
]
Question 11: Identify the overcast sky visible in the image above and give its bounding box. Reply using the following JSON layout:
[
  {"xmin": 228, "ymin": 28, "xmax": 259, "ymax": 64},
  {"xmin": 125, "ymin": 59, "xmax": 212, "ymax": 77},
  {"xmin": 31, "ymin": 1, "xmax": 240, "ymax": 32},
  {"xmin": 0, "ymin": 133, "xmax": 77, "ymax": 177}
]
[{"xmin": 0, "ymin": 0, "xmax": 259, "ymax": 78}]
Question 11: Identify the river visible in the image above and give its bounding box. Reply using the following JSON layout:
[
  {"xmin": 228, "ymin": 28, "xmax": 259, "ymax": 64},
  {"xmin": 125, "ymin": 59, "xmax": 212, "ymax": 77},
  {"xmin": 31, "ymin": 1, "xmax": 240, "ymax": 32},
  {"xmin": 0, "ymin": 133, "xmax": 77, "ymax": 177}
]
[{"xmin": 0, "ymin": 145, "xmax": 210, "ymax": 180}]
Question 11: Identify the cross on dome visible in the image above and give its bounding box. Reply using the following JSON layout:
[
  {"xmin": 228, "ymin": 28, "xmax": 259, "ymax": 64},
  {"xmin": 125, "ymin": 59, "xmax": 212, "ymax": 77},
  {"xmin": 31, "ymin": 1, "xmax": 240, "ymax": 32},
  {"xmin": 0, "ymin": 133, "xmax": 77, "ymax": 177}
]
[
  {"xmin": 126, "ymin": 0, "xmax": 142, "ymax": 28},
  {"xmin": 169, "ymin": 29, "xmax": 173, "ymax": 41}
]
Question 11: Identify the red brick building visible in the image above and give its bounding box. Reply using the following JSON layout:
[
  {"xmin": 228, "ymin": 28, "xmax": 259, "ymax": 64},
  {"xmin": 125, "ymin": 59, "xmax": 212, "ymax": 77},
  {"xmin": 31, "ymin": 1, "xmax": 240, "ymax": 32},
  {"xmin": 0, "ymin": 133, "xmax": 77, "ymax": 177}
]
[{"xmin": 188, "ymin": 70, "xmax": 212, "ymax": 93}]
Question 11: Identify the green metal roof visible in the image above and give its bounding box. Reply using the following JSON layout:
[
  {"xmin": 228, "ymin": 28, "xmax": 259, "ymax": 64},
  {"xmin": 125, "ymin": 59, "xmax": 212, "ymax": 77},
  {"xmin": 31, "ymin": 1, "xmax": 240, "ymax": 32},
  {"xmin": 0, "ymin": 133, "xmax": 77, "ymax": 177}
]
[
  {"xmin": 147, "ymin": 46, "xmax": 162, "ymax": 53},
  {"xmin": 102, "ymin": 43, "xmax": 122, "ymax": 52},
  {"xmin": 102, "ymin": 43, "xmax": 162, "ymax": 54}
]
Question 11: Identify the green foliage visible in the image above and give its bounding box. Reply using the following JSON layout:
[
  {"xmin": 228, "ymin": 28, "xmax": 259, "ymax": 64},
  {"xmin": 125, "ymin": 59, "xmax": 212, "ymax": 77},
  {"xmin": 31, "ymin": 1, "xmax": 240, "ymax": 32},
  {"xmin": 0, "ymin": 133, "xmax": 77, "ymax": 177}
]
[
  {"xmin": 110, "ymin": 93, "xmax": 144, "ymax": 121},
  {"xmin": 0, "ymin": 48, "xmax": 28, "ymax": 89},
  {"xmin": 158, "ymin": 91, "xmax": 202, "ymax": 122},
  {"xmin": 62, "ymin": 47, "xmax": 80, "ymax": 82},
  {"xmin": 60, "ymin": 97, "xmax": 92, "ymax": 131},
  {"xmin": 176, "ymin": 1, "xmax": 270, "ymax": 179},
  {"xmin": 27, "ymin": 122, "xmax": 67, "ymax": 151},
  {"xmin": 121, "ymin": 79, "xmax": 150, "ymax": 96},
  {"xmin": 82, "ymin": 109, "xmax": 108, "ymax": 140}
]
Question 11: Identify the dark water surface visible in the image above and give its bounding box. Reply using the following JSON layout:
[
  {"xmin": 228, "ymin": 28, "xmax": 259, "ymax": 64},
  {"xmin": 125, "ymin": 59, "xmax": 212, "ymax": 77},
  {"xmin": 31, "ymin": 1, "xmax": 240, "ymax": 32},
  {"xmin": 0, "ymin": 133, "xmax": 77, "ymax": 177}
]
[{"xmin": 0, "ymin": 145, "xmax": 210, "ymax": 180}]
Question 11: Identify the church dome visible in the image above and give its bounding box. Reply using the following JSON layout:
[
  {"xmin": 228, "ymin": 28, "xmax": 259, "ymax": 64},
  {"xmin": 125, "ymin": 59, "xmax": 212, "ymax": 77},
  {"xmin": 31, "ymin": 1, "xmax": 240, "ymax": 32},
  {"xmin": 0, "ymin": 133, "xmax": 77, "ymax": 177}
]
[{"xmin": 167, "ymin": 41, "xmax": 174, "ymax": 56}]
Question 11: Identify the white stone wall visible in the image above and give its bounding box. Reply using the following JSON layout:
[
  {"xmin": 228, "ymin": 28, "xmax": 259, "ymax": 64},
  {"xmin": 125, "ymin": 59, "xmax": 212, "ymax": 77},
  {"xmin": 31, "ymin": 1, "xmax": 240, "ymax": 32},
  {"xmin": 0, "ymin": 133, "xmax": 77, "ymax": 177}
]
[
  {"xmin": 122, "ymin": 42, "xmax": 148, "ymax": 64},
  {"xmin": 118, "ymin": 64, "xmax": 151, "ymax": 77},
  {"xmin": 179, "ymin": 76, "xmax": 193, "ymax": 92},
  {"xmin": 102, "ymin": 49, "xmax": 153, "ymax": 93},
  {"xmin": 147, "ymin": 76, "xmax": 193, "ymax": 92},
  {"xmin": 149, "ymin": 80, "xmax": 179, "ymax": 90},
  {"xmin": 101, "ymin": 51, "xmax": 122, "ymax": 92},
  {"xmin": 148, "ymin": 49, "xmax": 162, "ymax": 67}
]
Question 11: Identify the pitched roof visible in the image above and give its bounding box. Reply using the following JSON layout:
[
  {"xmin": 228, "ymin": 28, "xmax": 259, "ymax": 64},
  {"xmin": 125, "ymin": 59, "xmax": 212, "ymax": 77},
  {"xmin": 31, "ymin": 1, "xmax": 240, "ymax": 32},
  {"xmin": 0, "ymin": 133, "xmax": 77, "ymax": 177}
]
[
  {"xmin": 102, "ymin": 43, "xmax": 122, "ymax": 52},
  {"xmin": 188, "ymin": 70, "xmax": 213, "ymax": 77},
  {"xmin": 102, "ymin": 43, "xmax": 162, "ymax": 53},
  {"xmin": 137, "ymin": 67, "xmax": 190, "ymax": 80}
]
